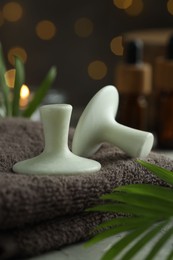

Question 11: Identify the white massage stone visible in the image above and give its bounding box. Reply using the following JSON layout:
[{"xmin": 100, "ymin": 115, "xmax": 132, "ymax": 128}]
[
  {"xmin": 72, "ymin": 85, "xmax": 154, "ymax": 158},
  {"xmin": 13, "ymin": 104, "xmax": 101, "ymax": 175}
]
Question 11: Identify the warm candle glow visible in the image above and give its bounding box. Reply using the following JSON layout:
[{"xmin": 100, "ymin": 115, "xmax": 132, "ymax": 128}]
[{"xmin": 20, "ymin": 84, "xmax": 30, "ymax": 107}]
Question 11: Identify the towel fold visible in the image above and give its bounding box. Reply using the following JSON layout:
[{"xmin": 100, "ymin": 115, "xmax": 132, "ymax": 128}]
[{"xmin": 0, "ymin": 118, "xmax": 172, "ymax": 259}]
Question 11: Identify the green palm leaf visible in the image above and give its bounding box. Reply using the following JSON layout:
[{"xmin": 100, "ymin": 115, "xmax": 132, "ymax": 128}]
[
  {"xmin": 115, "ymin": 184, "xmax": 173, "ymax": 203},
  {"xmin": 85, "ymin": 217, "xmax": 155, "ymax": 248},
  {"xmin": 146, "ymin": 223, "xmax": 173, "ymax": 260},
  {"xmin": 0, "ymin": 43, "xmax": 57, "ymax": 118},
  {"xmin": 85, "ymin": 160, "xmax": 173, "ymax": 260},
  {"xmin": 120, "ymin": 221, "xmax": 168, "ymax": 260},
  {"xmin": 0, "ymin": 43, "xmax": 11, "ymax": 116},
  {"xmin": 101, "ymin": 192, "xmax": 173, "ymax": 215},
  {"xmin": 12, "ymin": 56, "xmax": 25, "ymax": 116},
  {"xmin": 167, "ymin": 249, "xmax": 173, "ymax": 260},
  {"xmin": 87, "ymin": 200, "xmax": 171, "ymax": 218},
  {"xmin": 93, "ymin": 216, "xmax": 150, "ymax": 231},
  {"xmin": 101, "ymin": 222, "xmax": 165, "ymax": 260},
  {"xmin": 137, "ymin": 159, "xmax": 173, "ymax": 185},
  {"xmin": 22, "ymin": 66, "xmax": 57, "ymax": 117}
]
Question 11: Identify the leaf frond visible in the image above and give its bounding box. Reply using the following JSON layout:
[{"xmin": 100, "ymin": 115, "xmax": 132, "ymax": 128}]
[
  {"xmin": 22, "ymin": 66, "xmax": 57, "ymax": 117},
  {"xmin": 12, "ymin": 56, "xmax": 25, "ymax": 116},
  {"xmin": 94, "ymin": 216, "xmax": 150, "ymax": 231},
  {"xmin": 101, "ymin": 222, "xmax": 153, "ymax": 260},
  {"xmin": 101, "ymin": 192, "xmax": 173, "ymax": 216},
  {"xmin": 137, "ymin": 160, "xmax": 173, "ymax": 186},
  {"xmin": 0, "ymin": 43, "xmax": 11, "ymax": 116},
  {"xmin": 146, "ymin": 221, "xmax": 173, "ymax": 260},
  {"xmin": 121, "ymin": 220, "xmax": 167, "ymax": 260},
  {"xmin": 86, "ymin": 160, "xmax": 173, "ymax": 260},
  {"xmin": 166, "ymin": 249, "xmax": 173, "ymax": 260},
  {"xmin": 115, "ymin": 184, "xmax": 173, "ymax": 203},
  {"xmin": 85, "ymin": 218, "xmax": 155, "ymax": 248}
]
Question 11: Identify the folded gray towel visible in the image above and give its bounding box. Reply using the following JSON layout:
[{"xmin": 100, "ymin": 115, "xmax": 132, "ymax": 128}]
[{"xmin": 0, "ymin": 118, "xmax": 172, "ymax": 259}]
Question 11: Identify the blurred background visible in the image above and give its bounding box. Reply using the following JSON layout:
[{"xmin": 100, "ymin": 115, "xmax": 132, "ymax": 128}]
[
  {"xmin": 0, "ymin": 0, "xmax": 173, "ymax": 104},
  {"xmin": 0, "ymin": 0, "xmax": 173, "ymax": 144}
]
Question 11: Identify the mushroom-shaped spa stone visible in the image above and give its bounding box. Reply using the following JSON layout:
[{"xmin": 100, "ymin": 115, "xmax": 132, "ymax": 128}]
[
  {"xmin": 72, "ymin": 85, "xmax": 154, "ymax": 158},
  {"xmin": 13, "ymin": 104, "xmax": 101, "ymax": 175}
]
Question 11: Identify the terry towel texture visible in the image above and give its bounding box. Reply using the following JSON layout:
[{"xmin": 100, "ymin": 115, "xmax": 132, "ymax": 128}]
[{"xmin": 0, "ymin": 118, "xmax": 172, "ymax": 259}]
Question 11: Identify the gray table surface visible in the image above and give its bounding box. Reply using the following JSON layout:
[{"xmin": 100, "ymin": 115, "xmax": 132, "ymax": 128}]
[{"xmin": 29, "ymin": 151, "xmax": 173, "ymax": 260}]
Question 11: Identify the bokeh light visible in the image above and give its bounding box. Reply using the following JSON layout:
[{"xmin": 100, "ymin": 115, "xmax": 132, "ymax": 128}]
[
  {"xmin": 20, "ymin": 84, "xmax": 30, "ymax": 108},
  {"xmin": 113, "ymin": 0, "xmax": 133, "ymax": 9},
  {"xmin": 125, "ymin": 0, "xmax": 144, "ymax": 16},
  {"xmin": 167, "ymin": 0, "xmax": 173, "ymax": 15},
  {"xmin": 36, "ymin": 20, "xmax": 56, "ymax": 40},
  {"xmin": 4, "ymin": 69, "xmax": 16, "ymax": 88},
  {"xmin": 74, "ymin": 17, "xmax": 93, "ymax": 38},
  {"xmin": 2, "ymin": 2, "xmax": 23, "ymax": 22},
  {"xmin": 20, "ymin": 84, "xmax": 30, "ymax": 99},
  {"xmin": 110, "ymin": 36, "xmax": 124, "ymax": 56},
  {"xmin": 8, "ymin": 47, "xmax": 27, "ymax": 65},
  {"xmin": 88, "ymin": 60, "xmax": 107, "ymax": 80}
]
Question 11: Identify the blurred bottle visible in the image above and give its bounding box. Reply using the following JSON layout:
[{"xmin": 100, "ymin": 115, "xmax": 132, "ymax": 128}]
[
  {"xmin": 154, "ymin": 34, "xmax": 173, "ymax": 148},
  {"xmin": 115, "ymin": 39, "xmax": 152, "ymax": 131}
]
